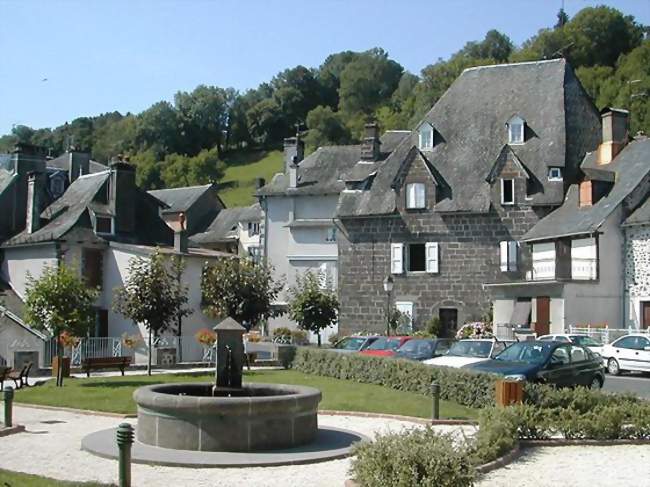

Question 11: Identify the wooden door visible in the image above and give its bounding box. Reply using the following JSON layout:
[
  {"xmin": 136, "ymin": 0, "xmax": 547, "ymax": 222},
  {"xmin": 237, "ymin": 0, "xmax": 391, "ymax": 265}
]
[
  {"xmin": 535, "ymin": 297, "xmax": 550, "ymax": 336},
  {"xmin": 439, "ymin": 308, "xmax": 458, "ymax": 338},
  {"xmin": 642, "ymin": 302, "xmax": 650, "ymax": 329}
]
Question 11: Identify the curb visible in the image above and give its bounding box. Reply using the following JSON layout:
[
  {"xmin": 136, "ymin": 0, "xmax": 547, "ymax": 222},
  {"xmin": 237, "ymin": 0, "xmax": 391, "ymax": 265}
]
[
  {"xmin": 318, "ymin": 410, "xmax": 476, "ymax": 425},
  {"xmin": 14, "ymin": 402, "xmax": 130, "ymax": 418},
  {"xmin": 475, "ymin": 442, "xmax": 523, "ymax": 474},
  {"xmin": 522, "ymin": 438, "xmax": 650, "ymax": 447}
]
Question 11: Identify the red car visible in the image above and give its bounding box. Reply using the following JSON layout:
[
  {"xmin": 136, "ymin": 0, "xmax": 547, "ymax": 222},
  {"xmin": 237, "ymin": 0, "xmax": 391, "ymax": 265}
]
[{"xmin": 359, "ymin": 336, "xmax": 413, "ymax": 357}]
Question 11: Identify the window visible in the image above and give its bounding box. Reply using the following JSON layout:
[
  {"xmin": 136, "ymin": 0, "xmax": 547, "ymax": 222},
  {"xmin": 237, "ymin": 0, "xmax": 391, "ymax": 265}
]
[
  {"xmin": 550, "ymin": 346, "xmax": 570, "ymax": 366},
  {"xmin": 406, "ymin": 183, "xmax": 426, "ymax": 209},
  {"xmin": 501, "ymin": 179, "xmax": 514, "ymax": 205},
  {"xmin": 247, "ymin": 222, "xmax": 260, "ymax": 236},
  {"xmin": 499, "ymin": 241, "xmax": 518, "ymax": 272},
  {"xmin": 408, "ymin": 244, "xmax": 426, "ymax": 272},
  {"xmin": 548, "ymin": 167, "xmax": 563, "ymax": 181},
  {"xmin": 418, "ymin": 123, "xmax": 434, "ymax": 150},
  {"xmin": 525, "ymin": 179, "xmax": 535, "ymax": 200},
  {"xmin": 391, "ymin": 242, "xmax": 439, "ymax": 274},
  {"xmin": 95, "ymin": 216, "xmax": 114, "ymax": 235},
  {"xmin": 326, "ymin": 227, "xmax": 337, "ymax": 242},
  {"xmin": 570, "ymin": 345, "xmax": 587, "ymax": 363},
  {"xmin": 82, "ymin": 248, "xmax": 103, "ymax": 289},
  {"xmin": 507, "ymin": 116, "xmax": 525, "ymax": 144},
  {"xmin": 50, "ymin": 177, "xmax": 65, "ymax": 197}
]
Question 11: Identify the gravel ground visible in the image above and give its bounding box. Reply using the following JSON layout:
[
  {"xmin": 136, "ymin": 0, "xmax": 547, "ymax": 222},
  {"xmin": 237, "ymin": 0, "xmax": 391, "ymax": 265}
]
[
  {"xmin": 477, "ymin": 444, "xmax": 650, "ymax": 487},
  {"xmin": 0, "ymin": 406, "xmax": 467, "ymax": 487}
]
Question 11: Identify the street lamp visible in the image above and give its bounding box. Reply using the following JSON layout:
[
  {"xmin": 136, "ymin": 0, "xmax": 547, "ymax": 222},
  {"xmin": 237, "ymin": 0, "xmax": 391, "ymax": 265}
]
[{"xmin": 383, "ymin": 275, "xmax": 394, "ymax": 336}]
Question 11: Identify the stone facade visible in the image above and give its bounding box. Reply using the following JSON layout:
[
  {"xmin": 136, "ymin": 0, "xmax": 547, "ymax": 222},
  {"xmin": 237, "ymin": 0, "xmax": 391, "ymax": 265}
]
[{"xmin": 624, "ymin": 224, "xmax": 650, "ymax": 328}]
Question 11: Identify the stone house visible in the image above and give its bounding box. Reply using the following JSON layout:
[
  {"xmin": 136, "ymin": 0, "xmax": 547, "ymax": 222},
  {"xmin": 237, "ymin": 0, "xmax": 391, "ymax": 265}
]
[{"xmin": 336, "ymin": 59, "xmax": 601, "ymax": 337}]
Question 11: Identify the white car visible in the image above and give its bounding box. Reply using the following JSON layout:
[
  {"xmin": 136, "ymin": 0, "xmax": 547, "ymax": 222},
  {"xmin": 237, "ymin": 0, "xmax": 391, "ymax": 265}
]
[
  {"xmin": 538, "ymin": 334, "xmax": 604, "ymax": 355},
  {"xmin": 600, "ymin": 334, "xmax": 650, "ymax": 375},
  {"xmin": 423, "ymin": 338, "xmax": 513, "ymax": 368}
]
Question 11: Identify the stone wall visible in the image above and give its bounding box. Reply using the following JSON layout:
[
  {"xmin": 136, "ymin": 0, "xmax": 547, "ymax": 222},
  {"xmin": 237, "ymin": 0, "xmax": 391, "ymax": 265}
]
[{"xmin": 624, "ymin": 224, "xmax": 650, "ymax": 327}]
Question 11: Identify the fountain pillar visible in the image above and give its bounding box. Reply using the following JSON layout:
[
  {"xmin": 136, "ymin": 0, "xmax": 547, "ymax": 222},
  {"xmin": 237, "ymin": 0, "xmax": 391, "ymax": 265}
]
[{"xmin": 213, "ymin": 317, "xmax": 246, "ymax": 389}]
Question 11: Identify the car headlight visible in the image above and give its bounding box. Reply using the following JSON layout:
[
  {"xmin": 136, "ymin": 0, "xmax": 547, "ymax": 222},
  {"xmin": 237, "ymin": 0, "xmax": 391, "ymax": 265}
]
[{"xmin": 504, "ymin": 374, "xmax": 527, "ymax": 382}]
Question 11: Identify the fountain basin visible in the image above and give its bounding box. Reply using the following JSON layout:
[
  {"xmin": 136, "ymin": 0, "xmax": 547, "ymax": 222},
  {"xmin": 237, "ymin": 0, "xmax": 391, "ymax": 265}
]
[{"xmin": 133, "ymin": 382, "xmax": 321, "ymax": 452}]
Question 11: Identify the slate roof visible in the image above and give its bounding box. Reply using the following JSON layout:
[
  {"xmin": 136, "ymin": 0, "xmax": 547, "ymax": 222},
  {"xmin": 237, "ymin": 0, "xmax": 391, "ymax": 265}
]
[
  {"xmin": 148, "ymin": 184, "xmax": 214, "ymax": 213},
  {"xmin": 522, "ymin": 137, "xmax": 650, "ymax": 241},
  {"xmin": 46, "ymin": 152, "xmax": 107, "ymax": 174},
  {"xmin": 0, "ymin": 170, "xmax": 17, "ymax": 197},
  {"xmin": 190, "ymin": 204, "xmax": 261, "ymax": 245},
  {"xmin": 0, "ymin": 279, "xmax": 45, "ymax": 340},
  {"xmin": 338, "ymin": 59, "xmax": 591, "ymax": 217}
]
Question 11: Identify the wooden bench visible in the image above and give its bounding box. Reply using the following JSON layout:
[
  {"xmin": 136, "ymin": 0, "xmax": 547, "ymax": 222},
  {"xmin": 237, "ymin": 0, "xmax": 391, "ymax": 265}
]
[
  {"xmin": 81, "ymin": 357, "xmax": 131, "ymax": 377},
  {"xmin": 7, "ymin": 362, "xmax": 32, "ymax": 389},
  {"xmin": 0, "ymin": 366, "xmax": 10, "ymax": 391}
]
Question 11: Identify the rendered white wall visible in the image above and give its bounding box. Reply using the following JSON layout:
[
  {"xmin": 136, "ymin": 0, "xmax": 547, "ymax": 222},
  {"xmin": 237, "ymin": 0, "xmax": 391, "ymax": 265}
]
[{"xmin": 1, "ymin": 244, "xmax": 58, "ymax": 299}]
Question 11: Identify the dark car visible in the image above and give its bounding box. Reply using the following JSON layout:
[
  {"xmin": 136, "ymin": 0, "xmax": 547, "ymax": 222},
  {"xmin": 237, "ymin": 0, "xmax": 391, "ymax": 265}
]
[
  {"xmin": 467, "ymin": 340, "xmax": 605, "ymax": 388},
  {"xmin": 394, "ymin": 338, "xmax": 454, "ymax": 361},
  {"xmin": 330, "ymin": 335, "xmax": 379, "ymax": 353}
]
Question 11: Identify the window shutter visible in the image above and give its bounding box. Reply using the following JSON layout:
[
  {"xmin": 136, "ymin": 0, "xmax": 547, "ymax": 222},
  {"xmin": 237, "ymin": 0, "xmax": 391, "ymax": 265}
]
[
  {"xmin": 500, "ymin": 241, "xmax": 508, "ymax": 272},
  {"xmin": 508, "ymin": 241, "xmax": 518, "ymax": 271},
  {"xmin": 391, "ymin": 243, "xmax": 404, "ymax": 274},
  {"xmin": 426, "ymin": 242, "xmax": 439, "ymax": 273}
]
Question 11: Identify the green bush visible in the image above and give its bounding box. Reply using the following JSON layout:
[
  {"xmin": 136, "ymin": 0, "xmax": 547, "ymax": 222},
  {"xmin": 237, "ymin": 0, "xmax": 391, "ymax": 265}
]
[
  {"xmin": 470, "ymin": 406, "xmax": 520, "ymax": 464},
  {"xmin": 273, "ymin": 326, "xmax": 292, "ymax": 338},
  {"xmin": 292, "ymin": 347, "xmax": 497, "ymax": 409},
  {"xmin": 290, "ymin": 329, "xmax": 309, "ymax": 345},
  {"xmin": 351, "ymin": 428, "xmax": 475, "ymax": 487}
]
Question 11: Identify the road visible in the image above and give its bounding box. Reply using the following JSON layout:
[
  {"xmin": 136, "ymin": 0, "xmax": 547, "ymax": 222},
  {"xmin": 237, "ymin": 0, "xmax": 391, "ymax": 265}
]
[{"xmin": 603, "ymin": 374, "xmax": 650, "ymax": 399}]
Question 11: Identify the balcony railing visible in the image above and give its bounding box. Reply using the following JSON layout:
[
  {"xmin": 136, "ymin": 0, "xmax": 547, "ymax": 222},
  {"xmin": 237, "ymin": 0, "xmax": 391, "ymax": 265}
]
[
  {"xmin": 571, "ymin": 258, "xmax": 598, "ymax": 280},
  {"xmin": 528, "ymin": 257, "xmax": 598, "ymax": 281},
  {"xmin": 530, "ymin": 258, "xmax": 556, "ymax": 280}
]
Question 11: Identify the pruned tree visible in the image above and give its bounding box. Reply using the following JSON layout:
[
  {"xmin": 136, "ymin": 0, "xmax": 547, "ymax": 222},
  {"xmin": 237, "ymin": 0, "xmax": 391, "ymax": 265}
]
[
  {"xmin": 24, "ymin": 263, "xmax": 98, "ymax": 386},
  {"xmin": 113, "ymin": 250, "xmax": 190, "ymax": 375},
  {"xmin": 287, "ymin": 271, "xmax": 339, "ymax": 347},
  {"xmin": 201, "ymin": 258, "xmax": 283, "ymax": 331}
]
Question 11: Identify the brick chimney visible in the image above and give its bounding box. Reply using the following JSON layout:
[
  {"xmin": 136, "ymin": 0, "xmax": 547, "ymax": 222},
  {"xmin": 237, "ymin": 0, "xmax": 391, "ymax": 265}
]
[
  {"xmin": 26, "ymin": 171, "xmax": 44, "ymax": 234},
  {"xmin": 284, "ymin": 136, "xmax": 304, "ymax": 174},
  {"xmin": 109, "ymin": 156, "xmax": 136, "ymax": 234},
  {"xmin": 360, "ymin": 122, "xmax": 380, "ymax": 162},
  {"xmin": 597, "ymin": 108, "xmax": 629, "ymax": 165}
]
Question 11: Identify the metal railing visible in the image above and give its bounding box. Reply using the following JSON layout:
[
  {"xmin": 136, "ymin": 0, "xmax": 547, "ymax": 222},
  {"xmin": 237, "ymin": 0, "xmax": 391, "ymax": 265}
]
[{"xmin": 568, "ymin": 326, "xmax": 649, "ymax": 344}]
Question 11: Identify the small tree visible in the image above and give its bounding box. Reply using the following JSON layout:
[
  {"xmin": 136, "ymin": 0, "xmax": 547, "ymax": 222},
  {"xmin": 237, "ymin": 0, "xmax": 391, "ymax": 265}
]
[
  {"xmin": 287, "ymin": 271, "xmax": 339, "ymax": 347},
  {"xmin": 201, "ymin": 258, "xmax": 283, "ymax": 331},
  {"xmin": 113, "ymin": 250, "xmax": 190, "ymax": 375},
  {"xmin": 24, "ymin": 263, "xmax": 98, "ymax": 386}
]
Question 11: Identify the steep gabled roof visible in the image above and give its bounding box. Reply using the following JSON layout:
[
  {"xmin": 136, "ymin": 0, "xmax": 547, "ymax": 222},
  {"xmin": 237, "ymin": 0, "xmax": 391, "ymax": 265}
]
[{"xmin": 190, "ymin": 203, "xmax": 261, "ymax": 245}]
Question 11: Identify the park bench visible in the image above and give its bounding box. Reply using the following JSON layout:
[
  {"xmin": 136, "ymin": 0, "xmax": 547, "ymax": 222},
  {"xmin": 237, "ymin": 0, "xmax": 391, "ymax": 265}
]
[
  {"xmin": 0, "ymin": 366, "xmax": 9, "ymax": 390},
  {"xmin": 7, "ymin": 362, "xmax": 32, "ymax": 389},
  {"xmin": 81, "ymin": 356, "xmax": 132, "ymax": 377}
]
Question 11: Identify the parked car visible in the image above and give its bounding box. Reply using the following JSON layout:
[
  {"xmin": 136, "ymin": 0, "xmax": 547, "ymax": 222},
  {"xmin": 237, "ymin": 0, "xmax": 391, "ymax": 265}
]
[
  {"xmin": 600, "ymin": 333, "xmax": 650, "ymax": 375},
  {"xmin": 538, "ymin": 334, "xmax": 604, "ymax": 355},
  {"xmin": 394, "ymin": 338, "xmax": 454, "ymax": 361},
  {"xmin": 423, "ymin": 338, "xmax": 513, "ymax": 368},
  {"xmin": 329, "ymin": 335, "xmax": 379, "ymax": 353},
  {"xmin": 468, "ymin": 340, "xmax": 605, "ymax": 388},
  {"xmin": 359, "ymin": 336, "xmax": 412, "ymax": 357}
]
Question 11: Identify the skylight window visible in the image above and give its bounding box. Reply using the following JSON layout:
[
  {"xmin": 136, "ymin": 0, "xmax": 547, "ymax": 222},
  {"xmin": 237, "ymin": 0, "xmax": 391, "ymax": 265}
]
[
  {"xmin": 507, "ymin": 116, "xmax": 525, "ymax": 145},
  {"xmin": 418, "ymin": 123, "xmax": 434, "ymax": 151}
]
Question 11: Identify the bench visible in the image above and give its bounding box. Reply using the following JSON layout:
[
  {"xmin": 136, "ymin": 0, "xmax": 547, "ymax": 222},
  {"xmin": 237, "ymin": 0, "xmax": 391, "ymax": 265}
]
[
  {"xmin": 0, "ymin": 366, "xmax": 9, "ymax": 391},
  {"xmin": 81, "ymin": 357, "xmax": 131, "ymax": 377},
  {"xmin": 7, "ymin": 362, "xmax": 32, "ymax": 389}
]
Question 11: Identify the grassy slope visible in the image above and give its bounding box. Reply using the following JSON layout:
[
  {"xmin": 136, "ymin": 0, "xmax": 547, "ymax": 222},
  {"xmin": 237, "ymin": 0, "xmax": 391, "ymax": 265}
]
[
  {"xmin": 218, "ymin": 150, "xmax": 283, "ymax": 207},
  {"xmin": 15, "ymin": 369, "xmax": 477, "ymax": 419},
  {"xmin": 0, "ymin": 469, "xmax": 111, "ymax": 487}
]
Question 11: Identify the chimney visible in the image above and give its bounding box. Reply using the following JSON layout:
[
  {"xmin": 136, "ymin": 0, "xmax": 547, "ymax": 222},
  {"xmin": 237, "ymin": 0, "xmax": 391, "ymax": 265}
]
[
  {"xmin": 67, "ymin": 150, "xmax": 90, "ymax": 183},
  {"xmin": 360, "ymin": 122, "xmax": 380, "ymax": 162},
  {"xmin": 109, "ymin": 156, "xmax": 136, "ymax": 234},
  {"xmin": 597, "ymin": 108, "xmax": 629, "ymax": 165},
  {"xmin": 255, "ymin": 177, "xmax": 266, "ymax": 190},
  {"xmin": 174, "ymin": 230, "xmax": 188, "ymax": 253},
  {"xmin": 284, "ymin": 136, "xmax": 304, "ymax": 174},
  {"xmin": 26, "ymin": 172, "xmax": 43, "ymax": 234}
]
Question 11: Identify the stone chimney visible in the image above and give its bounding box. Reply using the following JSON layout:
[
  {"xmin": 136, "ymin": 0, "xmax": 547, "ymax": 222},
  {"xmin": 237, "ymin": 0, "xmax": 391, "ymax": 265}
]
[
  {"xmin": 171, "ymin": 212, "xmax": 188, "ymax": 253},
  {"xmin": 284, "ymin": 136, "xmax": 304, "ymax": 174},
  {"xmin": 109, "ymin": 156, "xmax": 136, "ymax": 234},
  {"xmin": 26, "ymin": 172, "xmax": 43, "ymax": 234},
  {"xmin": 597, "ymin": 108, "xmax": 629, "ymax": 165},
  {"xmin": 360, "ymin": 122, "xmax": 380, "ymax": 162},
  {"xmin": 67, "ymin": 150, "xmax": 90, "ymax": 183}
]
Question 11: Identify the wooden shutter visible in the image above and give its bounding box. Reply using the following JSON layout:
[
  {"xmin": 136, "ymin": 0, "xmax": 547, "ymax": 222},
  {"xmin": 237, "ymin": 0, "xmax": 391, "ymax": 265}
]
[
  {"xmin": 500, "ymin": 241, "xmax": 508, "ymax": 272},
  {"xmin": 426, "ymin": 242, "xmax": 439, "ymax": 273},
  {"xmin": 508, "ymin": 241, "xmax": 518, "ymax": 271},
  {"xmin": 391, "ymin": 243, "xmax": 404, "ymax": 274}
]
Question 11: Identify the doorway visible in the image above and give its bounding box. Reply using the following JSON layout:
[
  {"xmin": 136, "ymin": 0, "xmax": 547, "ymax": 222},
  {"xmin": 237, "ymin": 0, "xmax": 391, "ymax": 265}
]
[
  {"xmin": 535, "ymin": 297, "xmax": 550, "ymax": 336},
  {"xmin": 642, "ymin": 302, "xmax": 650, "ymax": 329},
  {"xmin": 439, "ymin": 308, "xmax": 458, "ymax": 338}
]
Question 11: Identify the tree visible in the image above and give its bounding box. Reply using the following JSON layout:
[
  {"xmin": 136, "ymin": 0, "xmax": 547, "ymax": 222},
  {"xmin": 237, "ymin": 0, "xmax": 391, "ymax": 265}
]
[
  {"xmin": 24, "ymin": 263, "xmax": 98, "ymax": 386},
  {"xmin": 161, "ymin": 146, "xmax": 225, "ymax": 188},
  {"xmin": 287, "ymin": 271, "xmax": 338, "ymax": 346},
  {"xmin": 305, "ymin": 106, "xmax": 351, "ymax": 148},
  {"xmin": 201, "ymin": 258, "xmax": 283, "ymax": 331},
  {"xmin": 459, "ymin": 30, "xmax": 513, "ymax": 62},
  {"xmin": 113, "ymin": 250, "xmax": 190, "ymax": 375}
]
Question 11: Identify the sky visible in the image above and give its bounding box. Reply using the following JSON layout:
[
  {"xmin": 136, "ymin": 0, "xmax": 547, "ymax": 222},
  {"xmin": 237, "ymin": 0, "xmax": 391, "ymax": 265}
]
[{"xmin": 1, "ymin": 0, "xmax": 649, "ymax": 134}]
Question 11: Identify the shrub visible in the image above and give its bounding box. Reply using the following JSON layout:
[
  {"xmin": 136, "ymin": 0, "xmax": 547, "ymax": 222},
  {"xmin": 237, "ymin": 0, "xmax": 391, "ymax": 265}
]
[
  {"xmin": 273, "ymin": 327, "xmax": 292, "ymax": 338},
  {"xmin": 470, "ymin": 406, "xmax": 519, "ymax": 464},
  {"xmin": 455, "ymin": 322, "xmax": 493, "ymax": 339},
  {"xmin": 351, "ymin": 428, "xmax": 475, "ymax": 487},
  {"xmin": 291, "ymin": 329, "xmax": 309, "ymax": 345}
]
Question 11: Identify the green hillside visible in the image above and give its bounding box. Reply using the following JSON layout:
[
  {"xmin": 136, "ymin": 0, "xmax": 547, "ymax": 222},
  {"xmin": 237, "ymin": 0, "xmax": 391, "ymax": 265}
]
[{"xmin": 218, "ymin": 150, "xmax": 283, "ymax": 207}]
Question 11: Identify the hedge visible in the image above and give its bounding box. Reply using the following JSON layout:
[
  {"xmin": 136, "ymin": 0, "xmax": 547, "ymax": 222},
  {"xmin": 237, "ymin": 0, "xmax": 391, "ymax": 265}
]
[{"xmin": 292, "ymin": 347, "xmax": 497, "ymax": 409}]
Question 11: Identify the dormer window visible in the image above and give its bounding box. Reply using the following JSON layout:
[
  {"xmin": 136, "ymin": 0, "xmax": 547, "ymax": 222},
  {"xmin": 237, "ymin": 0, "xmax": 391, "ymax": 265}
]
[
  {"xmin": 406, "ymin": 183, "xmax": 426, "ymax": 209},
  {"xmin": 507, "ymin": 116, "xmax": 525, "ymax": 145},
  {"xmin": 95, "ymin": 215, "xmax": 114, "ymax": 235},
  {"xmin": 418, "ymin": 123, "xmax": 434, "ymax": 151},
  {"xmin": 548, "ymin": 167, "xmax": 563, "ymax": 181},
  {"xmin": 501, "ymin": 178, "xmax": 515, "ymax": 205}
]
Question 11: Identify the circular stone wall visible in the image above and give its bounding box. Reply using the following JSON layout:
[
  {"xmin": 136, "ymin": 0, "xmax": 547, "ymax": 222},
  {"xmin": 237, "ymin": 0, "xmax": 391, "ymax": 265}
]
[{"xmin": 133, "ymin": 382, "xmax": 321, "ymax": 452}]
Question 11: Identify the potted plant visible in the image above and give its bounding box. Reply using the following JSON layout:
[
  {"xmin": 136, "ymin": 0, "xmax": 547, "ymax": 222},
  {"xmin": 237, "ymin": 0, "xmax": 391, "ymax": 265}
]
[
  {"xmin": 53, "ymin": 331, "xmax": 79, "ymax": 378},
  {"xmin": 195, "ymin": 328, "xmax": 217, "ymax": 363}
]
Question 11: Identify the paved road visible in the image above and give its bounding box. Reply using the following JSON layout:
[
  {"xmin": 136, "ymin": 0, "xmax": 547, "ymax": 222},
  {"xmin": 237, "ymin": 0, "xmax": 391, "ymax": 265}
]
[{"xmin": 603, "ymin": 374, "xmax": 650, "ymax": 399}]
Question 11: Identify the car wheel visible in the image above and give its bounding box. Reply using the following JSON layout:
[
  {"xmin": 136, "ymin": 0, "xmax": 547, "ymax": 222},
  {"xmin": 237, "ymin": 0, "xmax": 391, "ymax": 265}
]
[
  {"xmin": 607, "ymin": 358, "xmax": 621, "ymax": 376},
  {"xmin": 589, "ymin": 376, "xmax": 603, "ymax": 389}
]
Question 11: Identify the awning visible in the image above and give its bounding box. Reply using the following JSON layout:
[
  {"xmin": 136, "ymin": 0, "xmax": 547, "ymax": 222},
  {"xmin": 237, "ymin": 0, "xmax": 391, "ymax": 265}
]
[{"xmin": 510, "ymin": 300, "xmax": 532, "ymax": 326}]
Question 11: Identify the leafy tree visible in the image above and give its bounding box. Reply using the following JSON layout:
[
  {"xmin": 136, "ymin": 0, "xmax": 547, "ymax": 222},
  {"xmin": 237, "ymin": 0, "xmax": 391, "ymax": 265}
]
[
  {"xmin": 113, "ymin": 250, "xmax": 190, "ymax": 375},
  {"xmin": 459, "ymin": 30, "xmax": 513, "ymax": 62},
  {"xmin": 135, "ymin": 101, "xmax": 182, "ymax": 156},
  {"xmin": 287, "ymin": 271, "xmax": 338, "ymax": 346},
  {"xmin": 201, "ymin": 258, "xmax": 283, "ymax": 331},
  {"xmin": 130, "ymin": 148, "xmax": 164, "ymax": 189},
  {"xmin": 161, "ymin": 146, "xmax": 225, "ymax": 188},
  {"xmin": 24, "ymin": 263, "xmax": 98, "ymax": 386},
  {"xmin": 556, "ymin": 8, "xmax": 569, "ymax": 29},
  {"xmin": 92, "ymin": 114, "xmax": 137, "ymax": 163},
  {"xmin": 317, "ymin": 50, "xmax": 361, "ymax": 109},
  {"xmin": 305, "ymin": 105, "xmax": 351, "ymax": 148},
  {"xmin": 246, "ymin": 98, "xmax": 286, "ymax": 146}
]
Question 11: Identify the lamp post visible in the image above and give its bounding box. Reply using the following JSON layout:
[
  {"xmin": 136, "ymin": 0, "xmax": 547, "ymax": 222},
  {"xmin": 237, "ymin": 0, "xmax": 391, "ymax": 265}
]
[{"xmin": 383, "ymin": 275, "xmax": 394, "ymax": 336}]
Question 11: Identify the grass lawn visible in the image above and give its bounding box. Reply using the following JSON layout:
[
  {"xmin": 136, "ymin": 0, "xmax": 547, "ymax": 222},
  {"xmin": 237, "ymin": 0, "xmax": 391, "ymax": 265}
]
[
  {"xmin": 0, "ymin": 469, "xmax": 111, "ymax": 487},
  {"xmin": 14, "ymin": 369, "xmax": 477, "ymax": 419},
  {"xmin": 218, "ymin": 150, "xmax": 283, "ymax": 207}
]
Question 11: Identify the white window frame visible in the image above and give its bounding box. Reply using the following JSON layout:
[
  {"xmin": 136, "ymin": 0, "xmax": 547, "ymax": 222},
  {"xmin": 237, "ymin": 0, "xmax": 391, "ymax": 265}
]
[
  {"xmin": 548, "ymin": 167, "xmax": 563, "ymax": 181},
  {"xmin": 391, "ymin": 243, "xmax": 404, "ymax": 274},
  {"xmin": 508, "ymin": 116, "xmax": 525, "ymax": 145},
  {"xmin": 500, "ymin": 241, "xmax": 518, "ymax": 272},
  {"xmin": 426, "ymin": 242, "xmax": 439, "ymax": 273},
  {"xmin": 501, "ymin": 178, "xmax": 515, "ymax": 205},
  {"xmin": 95, "ymin": 215, "xmax": 115, "ymax": 235},
  {"xmin": 406, "ymin": 183, "xmax": 426, "ymax": 209},
  {"xmin": 418, "ymin": 123, "xmax": 434, "ymax": 151}
]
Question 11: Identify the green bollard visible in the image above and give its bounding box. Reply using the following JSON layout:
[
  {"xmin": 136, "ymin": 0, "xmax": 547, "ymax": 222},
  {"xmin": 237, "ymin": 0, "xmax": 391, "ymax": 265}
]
[
  {"xmin": 3, "ymin": 386, "xmax": 13, "ymax": 428},
  {"xmin": 116, "ymin": 423, "xmax": 134, "ymax": 487},
  {"xmin": 431, "ymin": 382, "xmax": 440, "ymax": 421}
]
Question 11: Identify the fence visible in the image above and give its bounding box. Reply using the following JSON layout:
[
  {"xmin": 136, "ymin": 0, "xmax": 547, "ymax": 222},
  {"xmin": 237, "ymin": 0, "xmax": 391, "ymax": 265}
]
[{"xmin": 567, "ymin": 326, "xmax": 650, "ymax": 344}]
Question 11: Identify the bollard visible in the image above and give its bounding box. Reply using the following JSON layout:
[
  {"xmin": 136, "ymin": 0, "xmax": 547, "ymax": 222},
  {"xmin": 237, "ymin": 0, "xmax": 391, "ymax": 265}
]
[
  {"xmin": 116, "ymin": 423, "xmax": 134, "ymax": 487},
  {"xmin": 3, "ymin": 386, "xmax": 13, "ymax": 428},
  {"xmin": 431, "ymin": 382, "xmax": 440, "ymax": 421}
]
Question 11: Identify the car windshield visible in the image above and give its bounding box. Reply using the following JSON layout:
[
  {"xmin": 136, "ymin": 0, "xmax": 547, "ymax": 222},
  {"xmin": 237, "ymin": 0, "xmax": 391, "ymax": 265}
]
[
  {"xmin": 398, "ymin": 340, "xmax": 430, "ymax": 354},
  {"xmin": 570, "ymin": 335, "xmax": 600, "ymax": 347},
  {"xmin": 447, "ymin": 340, "xmax": 493, "ymax": 358},
  {"xmin": 494, "ymin": 342, "xmax": 554, "ymax": 364},
  {"xmin": 334, "ymin": 337, "xmax": 367, "ymax": 350},
  {"xmin": 367, "ymin": 337, "xmax": 402, "ymax": 351}
]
